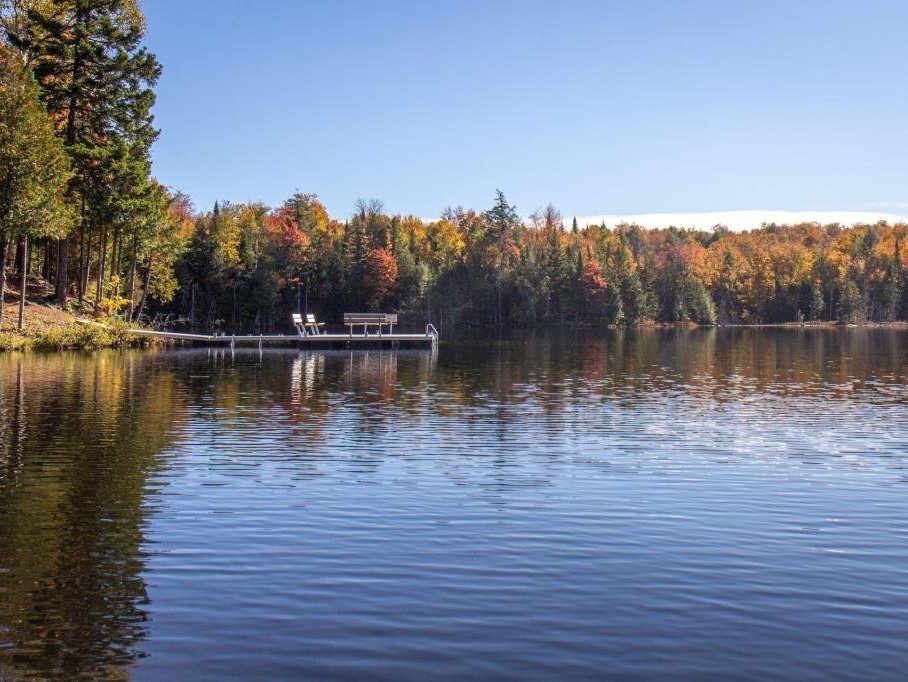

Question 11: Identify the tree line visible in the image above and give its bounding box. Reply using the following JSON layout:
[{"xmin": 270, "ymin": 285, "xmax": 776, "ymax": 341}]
[
  {"xmin": 2, "ymin": 1, "xmax": 906, "ymax": 334},
  {"xmin": 171, "ymin": 192, "xmax": 908, "ymax": 332}
]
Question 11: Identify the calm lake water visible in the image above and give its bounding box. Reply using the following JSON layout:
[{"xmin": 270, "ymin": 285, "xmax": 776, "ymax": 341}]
[{"xmin": 1, "ymin": 329, "xmax": 907, "ymax": 680}]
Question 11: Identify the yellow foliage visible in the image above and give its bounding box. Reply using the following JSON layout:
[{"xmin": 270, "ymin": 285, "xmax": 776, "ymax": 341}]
[{"xmin": 98, "ymin": 275, "xmax": 131, "ymax": 318}]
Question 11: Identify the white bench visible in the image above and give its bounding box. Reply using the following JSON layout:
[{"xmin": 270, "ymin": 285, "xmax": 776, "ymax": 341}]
[{"xmin": 343, "ymin": 313, "xmax": 397, "ymax": 337}]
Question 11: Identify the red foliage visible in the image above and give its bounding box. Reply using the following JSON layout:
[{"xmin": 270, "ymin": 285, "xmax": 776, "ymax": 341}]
[
  {"xmin": 168, "ymin": 191, "xmax": 195, "ymax": 238},
  {"xmin": 265, "ymin": 205, "xmax": 311, "ymax": 271},
  {"xmin": 581, "ymin": 258, "xmax": 608, "ymax": 302}
]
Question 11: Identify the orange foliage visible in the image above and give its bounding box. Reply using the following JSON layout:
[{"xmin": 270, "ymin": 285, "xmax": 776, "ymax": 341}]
[
  {"xmin": 365, "ymin": 248, "xmax": 399, "ymax": 308},
  {"xmin": 265, "ymin": 205, "xmax": 311, "ymax": 273},
  {"xmin": 580, "ymin": 258, "xmax": 608, "ymax": 301}
]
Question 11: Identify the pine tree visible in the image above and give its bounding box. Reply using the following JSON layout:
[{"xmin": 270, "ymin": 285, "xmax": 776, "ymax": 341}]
[
  {"xmin": 483, "ymin": 190, "xmax": 519, "ymax": 328},
  {"xmin": 542, "ymin": 204, "xmax": 567, "ymax": 321},
  {"xmin": 809, "ymin": 281, "xmax": 824, "ymax": 321},
  {"xmin": 8, "ymin": 0, "xmax": 161, "ymax": 305},
  {"xmin": 345, "ymin": 217, "xmax": 366, "ymax": 309},
  {"xmin": 837, "ymin": 278, "xmax": 864, "ymax": 324},
  {"xmin": 0, "ymin": 45, "xmax": 71, "ymax": 329}
]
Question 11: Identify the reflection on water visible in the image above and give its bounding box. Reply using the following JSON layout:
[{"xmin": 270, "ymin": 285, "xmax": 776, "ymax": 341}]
[
  {"xmin": 0, "ymin": 329, "xmax": 907, "ymax": 679},
  {"xmin": 0, "ymin": 353, "xmax": 182, "ymax": 680}
]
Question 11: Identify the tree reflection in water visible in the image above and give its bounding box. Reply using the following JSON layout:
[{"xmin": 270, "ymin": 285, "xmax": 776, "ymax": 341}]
[
  {"xmin": 0, "ymin": 331, "xmax": 905, "ymax": 678},
  {"xmin": 0, "ymin": 352, "xmax": 183, "ymax": 680}
]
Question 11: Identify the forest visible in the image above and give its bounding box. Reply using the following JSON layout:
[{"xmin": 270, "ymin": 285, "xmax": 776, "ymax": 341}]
[{"xmin": 2, "ymin": 1, "xmax": 907, "ymax": 335}]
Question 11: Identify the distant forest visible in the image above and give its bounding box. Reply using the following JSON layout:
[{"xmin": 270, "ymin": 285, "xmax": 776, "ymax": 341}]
[
  {"xmin": 2, "ymin": 2, "xmax": 906, "ymax": 332},
  {"xmin": 159, "ymin": 194, "xmax": 908, "ymax": 331}
]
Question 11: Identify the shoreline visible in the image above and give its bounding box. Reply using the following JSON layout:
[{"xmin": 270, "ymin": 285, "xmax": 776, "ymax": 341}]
[
  {"xmin": 0, "ymin": 285, "xmax": 153, "ymax": 351},
  {"xmin": 717, "ymin": 321, "xmax": 908, "ymax": 330},
  {"xmin": 2, "ymin": 285, "xmax": 906, "ymax": 353},
  {"xmin": 3, "ymin": 317, "xmax": 906, "ymax": 353}
]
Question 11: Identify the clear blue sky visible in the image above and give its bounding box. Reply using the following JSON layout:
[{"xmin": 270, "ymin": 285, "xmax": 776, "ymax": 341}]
[{"xmin": 144, "ymin": 0, "xmax": 908, "ymax": 219}]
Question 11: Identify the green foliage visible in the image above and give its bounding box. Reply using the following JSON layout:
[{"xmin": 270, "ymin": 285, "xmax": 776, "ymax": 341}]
[
  {"xmin": 157, "ymin": 192, "xmax": 908, "ymax": 331},
  {"xmin": 4, "ymin": 4, "xmax": 905, "ymax": 333},
  {"xmin": 836, "ymin": 279, "xmax": 864, "ymax": 324},
  {"xmin": 808, "ymin": 281, "xmax": 825, "ymax": 321},
  {"xmin": 5, "ymin": 0, "xmax": 161, "ymax": 305},
  {"xmin": 0, "ymin": 44, "xmax": 71, "ymax": 240},
  {"xmin": 483, "ymin": 190, "xmax": 519, "ymax": 241}
]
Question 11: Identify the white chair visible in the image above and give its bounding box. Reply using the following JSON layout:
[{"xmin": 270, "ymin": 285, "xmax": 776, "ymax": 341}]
[
  {"xmin": 291, "ymin": 313, "xmax": 305, "ymax": 336},
  {"xmin": 305, "ymin": 313, "xmax": 324, "ymax": 336}
]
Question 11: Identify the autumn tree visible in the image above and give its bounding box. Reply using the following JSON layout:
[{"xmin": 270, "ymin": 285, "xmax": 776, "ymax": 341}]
[
  {"xmin": 580, "ymin": 258, "xmax": 622, "ymax": 325},
  {"xmin": 130, "ymin": 185, "xmax": 191, "ymax": 323}
]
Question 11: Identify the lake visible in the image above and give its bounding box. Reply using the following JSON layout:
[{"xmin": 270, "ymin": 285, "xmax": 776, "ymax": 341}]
[{"xmin": 1, "ymin": 329, "xmax": 907, "ymax": 679}]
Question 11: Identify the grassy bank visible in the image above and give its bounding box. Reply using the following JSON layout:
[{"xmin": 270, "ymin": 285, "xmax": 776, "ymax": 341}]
[
  {"xmin": 0, "ymin": 321, "xmax": 149, "ymax": 351},
  {"xmin": 0, "ymin": 279, "xmax": 152, "ymax": 352}
]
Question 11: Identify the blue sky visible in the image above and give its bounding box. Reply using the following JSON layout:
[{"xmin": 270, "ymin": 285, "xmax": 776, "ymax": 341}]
[{"xmin": 144, "ymin": 0, "xmax": 908, "ymax": 222}]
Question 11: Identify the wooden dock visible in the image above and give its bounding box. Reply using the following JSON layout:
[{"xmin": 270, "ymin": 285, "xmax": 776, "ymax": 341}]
[{"xmin": 127, "ymin": 325, "xmax": 439, "ymax": 350}]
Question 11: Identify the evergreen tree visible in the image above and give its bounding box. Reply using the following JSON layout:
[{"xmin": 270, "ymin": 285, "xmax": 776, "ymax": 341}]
[
  {"xmin": 482, "ymin": 190, "xmax": 519, "ymax": 328},
  {"xmin": 346, "ymin": 213, "xmax": 367, "ymax": 309},
  {"xmin": 0, "ymin": 45, "xmax": 70, "ymax": 328},
  {"xmin": 809, "ymin": 281, "xmax": 824, "ymax": 321},
  {"xmin": 837, "ymin": 278, "xmax": 864, "ymax": 324},
  {"xmin": 542, "ymin": 204, "xmax": 567, "ymax": 321},
  {"xmin": 484, "ymin": 190, "xmax": 519, "ymax": 242},
  {"xmin": 8, "ymin": 0, "xmax": 161, "ymax": 305}
]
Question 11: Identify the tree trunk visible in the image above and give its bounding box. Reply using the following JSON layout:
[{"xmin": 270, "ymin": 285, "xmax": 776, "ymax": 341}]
[
  {"xmin": 18, "ymin": 237, "xmax": 27, "ymax": 330},
  {"xmin": 13, "ymin": 239, "xmax": 22, "ymax": 276},
  {"xmin": 135, "ymin": 258, "xmax": 153, "ymax": 323},
  {"xmin": 42, "ymin": 238, "xmax": 51, "ymax": 281},
  {"xmin": 57, "ymin": 5, "xmax": 84, "ymax": 309},
  {"xmin": 110, "ymin": 227, "xmax": 119, "ymax": 280},
  {"xmin": 0, "ymin": 236, "xmax": 8, "ymax": 330},
  {"xmin": 497, "ymin": 271, "xmax": 502, "ymax": 333},
  {"xmin": 127, "ymin": 230, "xmax": 138, "ymax": 320},
  {"xmin": 95, "ymin": 223, "xmax": 107, "ymax": 310},
  {"xmin": 55, "ymin": 237, "xmax": 68, "ymax": 306},
  {"xmin": 77, "ymin": 220, "xmax": 85, "ymax": 300},
  {"xmin": 82, "ymin": 219, "xmax": 93, "ymax": 301}
]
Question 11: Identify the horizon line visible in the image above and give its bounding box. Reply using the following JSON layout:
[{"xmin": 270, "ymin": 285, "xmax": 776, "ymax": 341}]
[{"xmin": 569, "ymin": 209, "xmax": 908, "ymax": 232}]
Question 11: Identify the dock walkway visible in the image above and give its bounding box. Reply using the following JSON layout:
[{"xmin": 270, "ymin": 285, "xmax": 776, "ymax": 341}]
[{"xmin": 127, "ymin": 325, "xmax": 439, "ymax": 350}]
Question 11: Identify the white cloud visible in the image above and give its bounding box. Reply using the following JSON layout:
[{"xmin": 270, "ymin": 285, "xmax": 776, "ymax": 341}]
[
  {"xmin": 864, "ymin": 201, "xmax": 908, "ymax": 211},
  {"xmin": 571, "ymin": 210, "xmax": 908, "ymax": 232}
]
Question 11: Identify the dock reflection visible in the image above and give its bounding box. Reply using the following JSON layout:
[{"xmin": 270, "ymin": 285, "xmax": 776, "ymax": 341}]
[{"xmin": 0, "ymin": 330, "xmax": 905, "ymax": 678}]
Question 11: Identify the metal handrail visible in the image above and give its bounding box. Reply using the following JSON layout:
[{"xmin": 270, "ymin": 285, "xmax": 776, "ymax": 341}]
[{"xmin": 426, "ymin": 323, "xmax": 439, "ymax": 337}]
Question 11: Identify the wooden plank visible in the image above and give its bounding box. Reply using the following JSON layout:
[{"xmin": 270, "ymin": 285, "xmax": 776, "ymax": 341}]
[{"xmin": 343, "ymin": 313, "xmax": 398, "ymax": 324}]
